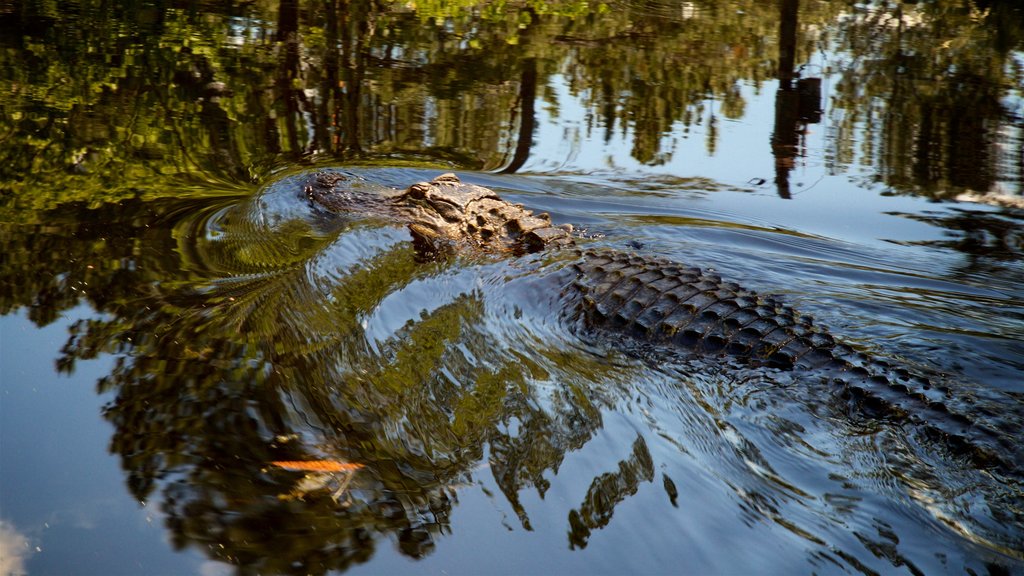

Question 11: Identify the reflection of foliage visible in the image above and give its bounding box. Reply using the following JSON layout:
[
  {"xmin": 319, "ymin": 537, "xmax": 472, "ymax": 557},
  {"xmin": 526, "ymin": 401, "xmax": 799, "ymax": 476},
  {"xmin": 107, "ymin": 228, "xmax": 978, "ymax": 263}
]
[
  {"xmin": 0, "ymin": 197, "xmax": 226, "ymax": 327},
  {"xmin": 3, "ymin": 0, "xmax": 1024, "ymax": 567},
  {"xmin": 0, "ymin": 181, "xmax": 644, "ymax": 571},
  {"xmin": 890, "ymin": 207, "xmax": 1024, "ymax": 284},
  {"xmin": 0, "ymin": 0, "xmax": 820, "ymax": 214},
  {"xmin": 829, "ymin": 0, "xmax": 1023, "ymax": 198},
  {"xmin": 567, "ymin": 434, "xmax": 654, "ymax": 549},
  {"xmin": 409, "ymin": 0, "xmax": 605, "ymax": 22},
  {"xmin": 3, "ymin": 0, "xmax": 1020, "ymax": 211},
  {"xmin": 560, "ymin": 0, "xmax": 833, "ymax": 163}
]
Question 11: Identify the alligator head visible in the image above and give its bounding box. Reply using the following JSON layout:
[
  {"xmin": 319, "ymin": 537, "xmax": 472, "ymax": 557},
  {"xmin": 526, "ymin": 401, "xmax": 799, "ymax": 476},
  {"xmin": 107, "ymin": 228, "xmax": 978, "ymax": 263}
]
[{"xmin": 391, "ymin": 173, "xmax": 574, "ymax": 256}]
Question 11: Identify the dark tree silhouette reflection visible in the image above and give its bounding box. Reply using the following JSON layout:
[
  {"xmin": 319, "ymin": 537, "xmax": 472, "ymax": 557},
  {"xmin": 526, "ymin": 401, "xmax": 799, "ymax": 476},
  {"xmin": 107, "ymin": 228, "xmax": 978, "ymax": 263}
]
[{"xmin": 0, "ymin": 182, "xmax": 638, "ymax": 572}]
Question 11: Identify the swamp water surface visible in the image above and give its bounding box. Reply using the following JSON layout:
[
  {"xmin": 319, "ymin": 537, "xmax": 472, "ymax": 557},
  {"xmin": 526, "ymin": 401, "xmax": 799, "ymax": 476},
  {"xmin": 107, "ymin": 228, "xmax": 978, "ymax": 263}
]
[{"xmin": 1, "ymin": 1, "xmax": 1023, "ymax": 574}]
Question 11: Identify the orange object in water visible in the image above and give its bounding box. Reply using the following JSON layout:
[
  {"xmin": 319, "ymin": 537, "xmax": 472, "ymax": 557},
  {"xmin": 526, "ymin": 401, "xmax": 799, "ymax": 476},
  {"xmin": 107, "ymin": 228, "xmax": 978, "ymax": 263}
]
[{"xmin": 271, "ymin": 460, "xmax": 364, "ymax": 472}]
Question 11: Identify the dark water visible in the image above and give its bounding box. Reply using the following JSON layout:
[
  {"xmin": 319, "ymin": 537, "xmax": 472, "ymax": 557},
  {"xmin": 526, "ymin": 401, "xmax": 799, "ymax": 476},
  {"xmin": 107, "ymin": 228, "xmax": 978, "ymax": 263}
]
[{"xmin": 2, "ymin": 1, "xmax": 1023, "ymax": 574}]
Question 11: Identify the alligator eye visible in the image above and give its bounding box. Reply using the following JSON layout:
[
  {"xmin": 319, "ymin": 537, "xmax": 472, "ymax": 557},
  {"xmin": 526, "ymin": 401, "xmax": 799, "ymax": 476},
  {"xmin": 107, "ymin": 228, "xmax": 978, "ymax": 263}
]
[{"xmin": 408, "ymin": 182, "xmax": 431, "ymax": 198}]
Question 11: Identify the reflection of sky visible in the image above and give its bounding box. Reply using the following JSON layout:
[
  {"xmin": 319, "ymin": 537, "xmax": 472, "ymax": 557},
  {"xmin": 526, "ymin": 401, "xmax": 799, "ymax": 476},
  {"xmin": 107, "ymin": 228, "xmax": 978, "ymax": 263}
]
[
  {"xmin": 1008, "ymin": 51, "xmax": 1024, "ymax": 109},
  {"xmin": 523, "ymin": 42, "xmax": 842, "ymax": 189},
  {"xmin": 225, "ymin": 15, "xmax": 270, "ymax": 47},
  {"xmin": 527, "ymin": 74, "xmax": 780, "ymax": 181},
  {"xmin": 996, "ymin": 50, "xmax": 1023, "ymax": 196},
  {"xmin": 521, "ymin": 67, "xmax": 975, "ymax": 255},
  {"xmin": 523, "ymin": 29, "xmax": 1022, "ymax": 203},
  {"xmin": 0, "ymin": 308, "xmax": 214, "ymax": 575}
]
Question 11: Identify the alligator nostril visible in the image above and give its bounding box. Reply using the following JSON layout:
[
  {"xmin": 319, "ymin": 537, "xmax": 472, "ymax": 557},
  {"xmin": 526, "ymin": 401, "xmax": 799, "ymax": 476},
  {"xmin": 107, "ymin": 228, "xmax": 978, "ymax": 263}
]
[{"xmin": 432, "ymin": 173, "xmax": 461, "ymax": 184}]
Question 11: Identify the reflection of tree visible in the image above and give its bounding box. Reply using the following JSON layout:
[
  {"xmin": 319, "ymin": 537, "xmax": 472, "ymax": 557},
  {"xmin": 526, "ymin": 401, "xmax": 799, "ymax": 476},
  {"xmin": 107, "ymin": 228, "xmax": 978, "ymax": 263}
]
[
  {"xmin": 3, "ymin": 0, "xmax": 1022, "ymax": 209},
  {"xmin": 829, "ymin": 0, "xmax": 1023, "ymax": 199},
  {"xmin": 567, "ymin": 435, "xmax": 654, "ymax": 549},
  {"xmin": 0, "ymin": 184, "xmax": 640, "ymax": 570},
  {"xmin": 96, "ymin": 291, "xmax": 485, "ymax": 573},
  {"xmin": 5, "ymin": 164, "xmax": 1024, "ymax": 570},
  {"xmin": 890, "ymin": 208, "xmax": 1024, "ymax": 283},
  {"xmin": 558, "ymin": 0, "xmax": 820, "ymax": 165},
  {"xmin": 500, "ymin": 46, "xmax": 538, "ymax": 173},
  {"xmin": 2, "ymin": 0, "xmax": 852, "ymax": 215},
  {"xmin": 86, "ymin": 262, "xmax": 611, "ymax": 570},
  {"xmin": 771, "ymin": 0, "xmax": 823, "ymax": 199},
  {"xmin": 0, "ymin": 197, "xmax": 213, "ymax": 327}
]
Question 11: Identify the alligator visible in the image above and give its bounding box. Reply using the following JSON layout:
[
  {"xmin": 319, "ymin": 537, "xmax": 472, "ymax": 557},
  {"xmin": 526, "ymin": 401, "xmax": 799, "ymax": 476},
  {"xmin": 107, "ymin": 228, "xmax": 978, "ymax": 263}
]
[{"xmin": 304, "ymin": 171, "xmax": 1023, "ymax": 478}]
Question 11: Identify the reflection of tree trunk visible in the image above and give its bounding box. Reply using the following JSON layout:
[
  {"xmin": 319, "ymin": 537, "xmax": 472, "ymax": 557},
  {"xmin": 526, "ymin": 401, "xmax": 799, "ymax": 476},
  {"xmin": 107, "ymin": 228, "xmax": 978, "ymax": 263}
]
[
  {"xmin": 777, "ymin": 0, "xmax": 798, "ymax": 88},
  {"xmin": 501, "ymin": 57, "xmax": 538, "ymax": 174},
  {"xmin": 1019, "ymin": 126, "xmax": 1023, "ymax": 195},
  {"xmin": 276, "ymin": 0, "xmax": 299, "ymax": 43},
  {"xmin": 177, "ymin": 53, "xmax": 245, "ymax": 179},
  {"xmin": 277, "ymin": 0, "xmax": 303, "ymax": 157},
  {"xmin": 338, "ymin": 0, "xmax": 366, "ymax": 155},
  {"xmin": 199, "ymin": 98, "xmax": 242, "ymax": 177},
  {"xmin": 316, "ymin": 0, "xmax": 341, "ymax": 155},
  {"xmin": 601, "ymin": 80, "xmax": 616, "ymax": 143},
  {"xmin": 771, "ymin": 0, "xmax": 799, "ymax": 199},
  {"xmin": 941, "ymin": 78, "xmax": 995, "ymax": 192}
]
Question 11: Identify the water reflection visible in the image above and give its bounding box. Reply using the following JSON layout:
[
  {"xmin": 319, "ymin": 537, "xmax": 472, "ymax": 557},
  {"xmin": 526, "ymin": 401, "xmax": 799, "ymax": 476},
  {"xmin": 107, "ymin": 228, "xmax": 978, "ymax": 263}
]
[
  {"xmin": 894, "ymin": 207, "xmax": 1024, "ymax": 266},
  {"xmin": 2, "ymin": 165, "xmax": 1023, "ymax": 571},
  {"xmin": 0, "ymin": 519, "xmax": 31, "ymax": 575},
  {"xmin": 7, "ymin": 175, "xmax": 625, "ymax": 571},
  {"xmin": 772, "ymin": 0, "xmax": 823, "ymax": 199},
  {"xmin": 829, "ymin": 0, "xmax": 1023, "ymax": 199},
  {"xmin": 3, "ymin": 0, "xmax": 1024, "ymax": 573},
  {"xmin": 567, "ymin": 435, "xmax": 654, "ymax": 550},
  {"xmin": 1, "ymin": 0, "xmax": 1020, "ymax": 203}
]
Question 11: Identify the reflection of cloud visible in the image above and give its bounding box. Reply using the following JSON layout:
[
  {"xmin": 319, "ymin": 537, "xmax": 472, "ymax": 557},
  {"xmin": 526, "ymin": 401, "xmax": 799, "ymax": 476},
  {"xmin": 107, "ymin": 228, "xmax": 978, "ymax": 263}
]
[
  {"xmin": 0, "ymin": 519, "xmax": 31, "ymax": 575},
  {"xmin": 198, "ymin": 560, "xmax": 234, "ymax": 576}
]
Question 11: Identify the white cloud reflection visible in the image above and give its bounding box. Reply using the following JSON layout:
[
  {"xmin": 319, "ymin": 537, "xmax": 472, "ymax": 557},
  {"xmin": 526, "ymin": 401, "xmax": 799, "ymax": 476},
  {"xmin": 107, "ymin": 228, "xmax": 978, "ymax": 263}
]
[{"xmin": 0, "ymin": 519, "xmax": 31, "ymax": 575}]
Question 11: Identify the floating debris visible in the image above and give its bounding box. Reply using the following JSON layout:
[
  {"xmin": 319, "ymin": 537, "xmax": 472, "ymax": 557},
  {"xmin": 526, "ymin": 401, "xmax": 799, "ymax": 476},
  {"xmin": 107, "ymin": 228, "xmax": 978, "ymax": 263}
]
[
  {"xmin": 271, "ymin": 460, "xmax": 365, "ymax": 472},
  {"xmin": 271, "ymin": 460, "xmax": 366, "ymax": 503}
]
